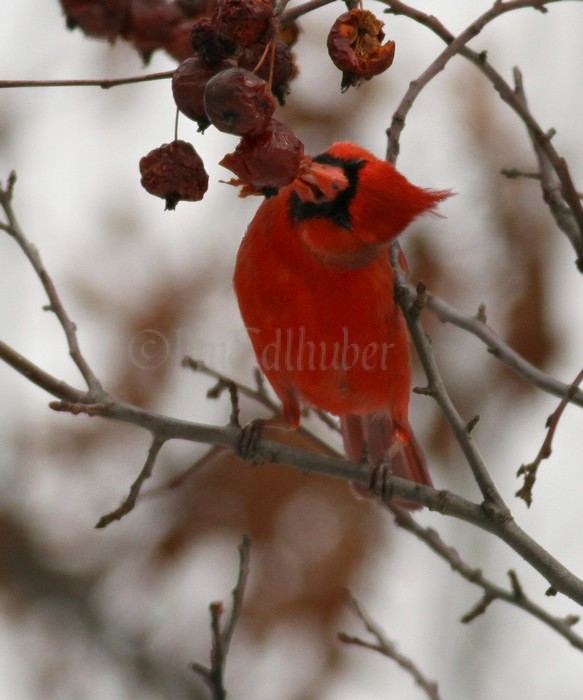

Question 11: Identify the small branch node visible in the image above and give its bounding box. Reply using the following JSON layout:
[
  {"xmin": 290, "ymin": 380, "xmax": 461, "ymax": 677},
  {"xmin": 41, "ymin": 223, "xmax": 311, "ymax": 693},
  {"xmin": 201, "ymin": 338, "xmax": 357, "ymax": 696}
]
[{"xmin": 466, "ymin": 415, "xmax": 480, "ymax": 434}]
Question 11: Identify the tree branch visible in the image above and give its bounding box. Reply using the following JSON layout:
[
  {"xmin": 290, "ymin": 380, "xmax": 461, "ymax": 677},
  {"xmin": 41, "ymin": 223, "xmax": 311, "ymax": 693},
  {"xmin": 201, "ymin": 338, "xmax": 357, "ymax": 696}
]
[
  {"xmin": 423, "ymin": 290, "xmax": 583, "ymax": 408},
  {"xmin": 191, "ymin": 535, "xmax": 251, "ymax": 700},
  {"xmin": 516, "ymin": 367, "xmax": 583, "ymax": 506},
  {"xmin": 95, "ymin": 436, "xmax": 167, "ymax": 528},
  {"xmin": 389, "ymin": 506, "xmax": 583, "ymax": 651},
  {"xmin": 0, "ymin": 172, "xmax": 105, "ymax": 394},
  {"xmin": 383, "ymin": 0, "xmax": 583, "ymax": 268},
  {"xmin": 339, "ymin": 593, "xmax": 442, "ymax": 700},
  {"xmin": 0, "ymin": 70, "xmax": 175, "ymax": 90}
]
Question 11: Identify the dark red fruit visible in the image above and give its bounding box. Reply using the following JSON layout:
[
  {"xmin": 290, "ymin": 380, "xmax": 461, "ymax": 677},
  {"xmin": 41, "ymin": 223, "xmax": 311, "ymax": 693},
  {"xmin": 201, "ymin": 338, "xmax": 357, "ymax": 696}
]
[
  {"xmin": 214, "ymin": 0, "xmax": 275, "ymax": 48},
  {"xmin": 172, "ymin": 56, "xmax": 235, "ymax": 132},
  {"xmin": 123, "ymin": 0, "xmax": 187, "ymax": 61},
  {"xmin": 139, "ymin": 140, "xmax": 209, "ymax": 209},
  {"xmin": 190, "ymin": 16, "xmax": 237, "ymax": 66},
  {"xmin": 220, "ymin": 119, "xmax": 305, "ymax": 196},
  {"xmin": 164, "ymin": 19, "xmax": 199, "ymax": 61},
  {"xmin": 175, "ymin": 0, "xmax": 210, "ymax": 16},
  {"xmin": 204, "ymin": 68, "xmax": 275, "ymax": 136},
  {"xmin": 204, "ymin": 67, "xmax": 275, "ymax": 136},
  {"xmin": 238, "ymin": 40, "xmax": 296, "ymax": 105},
  {"xmin": 327, "ymin": 9, "xmax": 395, "ymax": 91},
  {"xmin": 278, "ymin": 19, "xmax": 299, "ymax": 48},
  {"xmin": 60, "ymin": 0, "xmax": 129, "ymax": 41}
]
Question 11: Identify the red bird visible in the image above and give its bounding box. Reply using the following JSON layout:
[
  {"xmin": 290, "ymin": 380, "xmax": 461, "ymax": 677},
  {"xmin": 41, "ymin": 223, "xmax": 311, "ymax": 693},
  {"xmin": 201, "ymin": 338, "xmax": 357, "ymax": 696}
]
[{"xmin": 233, "ymin": 142, "xmax": 450, "ymax": 497}]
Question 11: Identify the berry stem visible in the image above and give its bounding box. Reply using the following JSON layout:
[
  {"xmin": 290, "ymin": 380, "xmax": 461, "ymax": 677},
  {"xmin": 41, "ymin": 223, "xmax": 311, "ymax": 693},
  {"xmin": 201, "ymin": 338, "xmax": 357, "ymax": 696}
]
[
  {"xmin": 174, "ymin": 106, "xmax": 180, "ymax": 142},
  {"xmin": 252, "ymin": 40, "xmax": 273, "ymax": 76}
]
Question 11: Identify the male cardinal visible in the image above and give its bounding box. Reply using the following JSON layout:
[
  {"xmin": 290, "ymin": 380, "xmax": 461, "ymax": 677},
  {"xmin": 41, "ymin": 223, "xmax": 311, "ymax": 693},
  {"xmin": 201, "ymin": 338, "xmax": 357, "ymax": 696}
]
[{"xmin": 233, "ymin": 142, "xmax": 450, "ymax": 497}]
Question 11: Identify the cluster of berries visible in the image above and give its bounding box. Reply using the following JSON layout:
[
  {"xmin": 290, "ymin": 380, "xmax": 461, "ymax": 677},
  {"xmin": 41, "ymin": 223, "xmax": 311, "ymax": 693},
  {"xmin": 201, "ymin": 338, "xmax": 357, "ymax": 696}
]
[
  {"xmin": 59, "ymin": 1, "xmax": 396, "ymax": 209},
  {"xmin": 141, "ymin": 0, "xmax": 304, "ymax": 207},
  {"xmin": 60, "ymin": 0, "xmax": 213, "ymax": 62}
]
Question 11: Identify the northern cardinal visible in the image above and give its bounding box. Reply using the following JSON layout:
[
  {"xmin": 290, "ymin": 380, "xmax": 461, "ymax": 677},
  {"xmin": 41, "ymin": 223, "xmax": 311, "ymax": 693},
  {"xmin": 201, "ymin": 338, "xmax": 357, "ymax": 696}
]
[{"xmin": 233, "ymin": 142, "xmax": 450, "ymax": 498}]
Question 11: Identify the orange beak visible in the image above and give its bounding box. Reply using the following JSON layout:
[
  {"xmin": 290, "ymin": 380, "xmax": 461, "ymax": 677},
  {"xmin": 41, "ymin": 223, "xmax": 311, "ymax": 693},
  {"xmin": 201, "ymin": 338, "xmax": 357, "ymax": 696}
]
[{"xmin": 293, "ymin": 160, "xmax": 350, "ymax": 203}]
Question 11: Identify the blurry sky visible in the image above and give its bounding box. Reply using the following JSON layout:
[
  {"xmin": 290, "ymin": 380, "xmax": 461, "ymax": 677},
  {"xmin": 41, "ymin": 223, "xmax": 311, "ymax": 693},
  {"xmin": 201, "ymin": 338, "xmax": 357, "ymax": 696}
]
[{"xmin": 1, "ymin": 1, "xmax": 583, "ymax": 699}]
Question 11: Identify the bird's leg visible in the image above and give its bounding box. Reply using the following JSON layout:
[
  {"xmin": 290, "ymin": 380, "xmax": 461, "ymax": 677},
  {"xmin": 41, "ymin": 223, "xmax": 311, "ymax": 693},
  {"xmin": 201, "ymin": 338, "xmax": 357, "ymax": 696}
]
[{"xmin": 236, "ymin": 390, "xmax": 301, "ymax": 461}]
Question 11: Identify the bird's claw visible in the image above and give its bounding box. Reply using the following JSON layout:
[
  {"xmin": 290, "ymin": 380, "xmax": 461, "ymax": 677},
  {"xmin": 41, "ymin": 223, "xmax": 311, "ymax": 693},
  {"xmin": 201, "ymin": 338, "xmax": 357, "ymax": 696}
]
[
  {"xmin": 368, "ymin": 454, "xmax": 394, "ymax": 502},
  {"xmin": 236, "ymin": 419, "xmax": 266, "ymax": 463}
]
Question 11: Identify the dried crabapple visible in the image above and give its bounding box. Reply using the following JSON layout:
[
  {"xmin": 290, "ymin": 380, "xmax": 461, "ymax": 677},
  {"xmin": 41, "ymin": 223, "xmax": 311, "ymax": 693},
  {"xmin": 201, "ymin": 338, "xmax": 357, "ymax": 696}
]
[
  {"xmin": 190, "ymin": 16, "xmax": 237, "ymax": 66},
  {"xmin": 204, "ymin": 68, "xmax": 275, "ymax": 136},
  {"xmin": 237, "ymin": 39, "xmax": 296, "ymax": 106},
  {"xmin": 204, "ymin": 67, "xmax": 275, "ymax": 136},
  {"xmin": 60, "ymin": 0, "xmax": 130, "ymax": 41},
  {"xmin": 278, "ymin": 19, "xmax": 300, "ymax": 48},
  {"xmin": 172, "ymin": 56, "xmax": 236, "ymax": 132},
  {"xmin": 122, "ymin": 0, "xmax": 189, "ymax": 61},
  {"xmin": 164, "ymin": 19, "xmax": 200, "ymax": 61},
  {"xmin": 139, "ymin": 140, "xmax": 209, "ymax": 210},
  {"xmin": 327, "ymin": 9, "xmax": 395, "ymax": 91},
  {"xmin": 175, "ymin": 0, "xmax": 211, "ymax": 16},
  {"xmin": 220, "ymin": 119, "xmax": 306, "ymax": 196},
  {"xmin": 214, "ymin": 0, "xmax": 275, "ymax": 48}
]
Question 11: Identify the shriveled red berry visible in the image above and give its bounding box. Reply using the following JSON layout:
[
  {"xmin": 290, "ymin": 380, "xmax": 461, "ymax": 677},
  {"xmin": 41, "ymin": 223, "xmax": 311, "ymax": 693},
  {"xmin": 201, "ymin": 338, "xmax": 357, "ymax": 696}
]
[
  {"xmin": 139, "ymin": 140, "xmax": 209, "ymax": 209},
  {"xmin": 190, "ymin": 16, "xmax": 237, "ymax": 66},
  {"xmin": 123, "ymin": 0, "xmax": 187, "ymax": 62},
  {"xmin": 204, "ymin": 67, "xmax": 275, "ymax": 136},
  {"xmin": 172, "ymin": 56, "xmax": 235, "ymax": 132},
  {"xmin": 214, "ymin": 0, "xmax": 275, "ymax": 48},
  {"xmin": 327, "ymin": 9, "xmax": 395, "ymax": 91},
  {"xmin": 164, "ymin": 19, "xmax": 198, "ymax": 61},
  {"xmin": 278, "ymin": 20, "xmax": 300, "ymax": 48},
  {"xmin": 60, "ymin": 0, "xmax": 129, "ymax": 41},
  {"xmin": 238, "ymin": 40, "xmax": 296, "ymax": 106},
  {"xmin": 220, "ymin": 119, "xmax": 305, "ymax": 196},
  {"xmin": 175, "ymin": 0, "xmax": 209, "ymax": 16}
]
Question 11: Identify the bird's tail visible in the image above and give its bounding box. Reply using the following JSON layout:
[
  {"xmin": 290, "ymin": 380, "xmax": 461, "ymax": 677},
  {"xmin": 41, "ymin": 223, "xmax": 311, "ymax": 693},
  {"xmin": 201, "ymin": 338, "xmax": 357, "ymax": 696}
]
[{"xmin": 340, "ymin": 412, "xmax": 431, "ymax": 507}]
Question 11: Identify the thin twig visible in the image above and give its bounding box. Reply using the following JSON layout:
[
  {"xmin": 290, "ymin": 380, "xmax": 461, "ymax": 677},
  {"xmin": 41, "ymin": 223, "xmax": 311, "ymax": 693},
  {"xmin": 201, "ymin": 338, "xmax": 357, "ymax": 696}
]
[
  {"xmin": 339, "ymin": 593, "xmax": 442, "ymax": 700},
  {"xmin": 95, "ymin": 436, "xmax": 166, "ymax": 528},
  {"xmin": 511, "ymin": 66, "xmax": 583, "ymax": 270},
  {"xmin": 391, "ymin": 252, "xmax": 506, "ymax": 507},
  {"xmin": 0, "ymin": 340, "xmax": 89, "ymax": 403},
  {"xmin": 389, "ymin": 506, "xmax": 583, "ymax": 651},
  {"xmin": 0, "ymin": 70, "xmax": 175, "ymax": 90},
  {"xmin": 382, "ymin": 0, "xmax": 583, "ymax": 267},
  {"xmin": 191, "ymin": 536, "xmax": 251, "ymax": 700},
  {"xmin": 423, "ymin": 290, "xmax": 583, "ymax": 408},
  {"xmin": 0, "ymin": 173, "xmax": 105, "ymax": 395},
  {"xmin": 516, "ymin": 367, "xmax": 583, "ymax": 506},
  {"xmin": 281, "ymin": 0, "xmax": 336, "ymax": 23},
  {"xmin": 182, "ymin": 356, "xmax": 280, "ymax": 415}
]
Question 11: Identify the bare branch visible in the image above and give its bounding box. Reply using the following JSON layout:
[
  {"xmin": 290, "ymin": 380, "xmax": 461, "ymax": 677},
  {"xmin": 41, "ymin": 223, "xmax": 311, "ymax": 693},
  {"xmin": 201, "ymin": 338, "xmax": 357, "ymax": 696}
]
[
  {"xmin": 383, "ymin": 0, "xmax": 583, "ymax": 268},
  {"xmin": 423, "ymin": 290, "xmax": 583, "ymax": 408},
  {"xmin": 0, "ymin": 70, "xmax": 175, "ymax": 90},
  {"xmin": 95, "ymin": 436, "xmax": 167, "ymax": 528},
  {"xmin": 0, "ymin": 340, "xmax": 87, "ymax": 403},
  {"xmin": 390, "ymin": 506, "xmax": 583, "ymax": 651},
  {"xmin": 339, "ymin": 593, "xmax": 442, "ymax": 700},
  {"xmin": 511, "ymin": 67, "xmax": 583, "ymax": 270},
  {"xmin": 516, "ymin": 367, "xmax": 583, "ymax": 506},
  {"xmin": 392, "ymin": 265, "xmax": 506, "ymax": 507},
  {"xmin": 281, "ymin": 0, "xmax": 336, "ymax": 24},
  {"xmin": 183, "ymin": 356, "xmax": 280, "ymax": 416},
  {"xmin": 191, "ymin": 536, "xmax": 251, "ymax": 700},
  {"xmin": 0, "ymin": 173, "xmax": 105, "ymax": 395}
]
